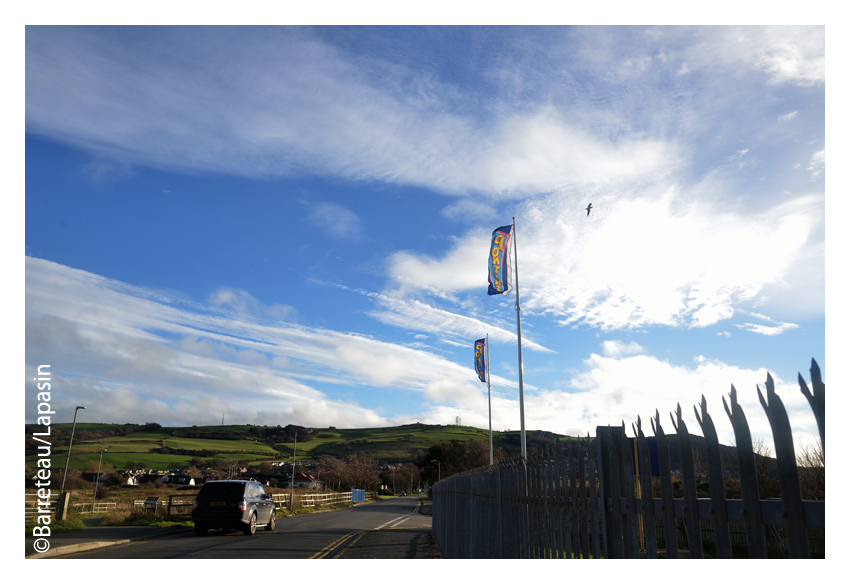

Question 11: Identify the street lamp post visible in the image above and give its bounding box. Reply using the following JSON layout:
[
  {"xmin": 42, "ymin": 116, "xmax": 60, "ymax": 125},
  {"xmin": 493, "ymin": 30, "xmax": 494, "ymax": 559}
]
[
  {"xmin": 431, "ymin": 459, "xmax": 440, "ymax": 483},
  {"xmin": 60, "ymin": 406, "xmax": 86, "ymax": 495},
  {"xmin": 289, "ymin": 431, "xmax": 297, "ymax": 509},
  {"xmin": 91, "ymin": 448, "xmax": 108, "ymax": 513}
]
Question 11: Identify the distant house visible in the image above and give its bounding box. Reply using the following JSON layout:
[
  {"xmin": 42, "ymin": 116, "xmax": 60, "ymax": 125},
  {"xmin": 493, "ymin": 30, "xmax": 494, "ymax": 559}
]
[
  {"xmin": 137, "ymin": 473, "xmax": 196, "ymax": 486},
  {"xmin": 136, "ymin": 474, "xmax": 164, "ymax": 485},
  {"xmin": 168, "ymin": 475, "xmax": 196, "ymax": 486},
  {"xmin": 80, "ymin": 472, "xmax": 107, "ymax": 485},
  {"xmin": 291, "ymin": 472, "xmax": 323, "ymax": 490}
]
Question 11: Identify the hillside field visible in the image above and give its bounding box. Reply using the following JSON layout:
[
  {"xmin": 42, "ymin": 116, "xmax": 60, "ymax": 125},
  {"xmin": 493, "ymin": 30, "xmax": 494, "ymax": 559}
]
[{"xmin": 25, "ymin": 422, "xmax": 569, "ymax": 471}]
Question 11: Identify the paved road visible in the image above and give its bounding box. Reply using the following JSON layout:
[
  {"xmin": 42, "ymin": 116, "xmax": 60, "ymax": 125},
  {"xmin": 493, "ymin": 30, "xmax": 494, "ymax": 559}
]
[{"xmin": 33, "ymin": 497, "xmax": 438, "ymax": 559}]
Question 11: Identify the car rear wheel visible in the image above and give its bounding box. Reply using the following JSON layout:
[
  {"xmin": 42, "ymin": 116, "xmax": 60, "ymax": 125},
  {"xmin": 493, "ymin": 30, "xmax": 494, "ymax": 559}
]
[
  {"xmin": 194, "ymin": 524, "xmax": 208, "ymax": 536},
  {"xmin": 265, "ymin": 511, "xmax": 276, "ymax": 531},
  {"xmin": 243, "ymin": 513, "xmax": 257, "ymax": 536}
]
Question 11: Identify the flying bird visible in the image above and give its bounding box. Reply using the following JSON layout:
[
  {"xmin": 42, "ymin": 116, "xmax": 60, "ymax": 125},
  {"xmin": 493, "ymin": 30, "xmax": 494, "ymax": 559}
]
[{"xmin": 585, "ymin": 203, "xmax": 592, "ymax": 216}]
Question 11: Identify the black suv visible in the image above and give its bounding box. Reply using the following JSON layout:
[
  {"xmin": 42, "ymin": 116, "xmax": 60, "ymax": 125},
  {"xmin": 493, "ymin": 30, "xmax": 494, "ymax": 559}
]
[{"xmin": 191, "ymin": 480, "xmax": 276, "ymax": 536}]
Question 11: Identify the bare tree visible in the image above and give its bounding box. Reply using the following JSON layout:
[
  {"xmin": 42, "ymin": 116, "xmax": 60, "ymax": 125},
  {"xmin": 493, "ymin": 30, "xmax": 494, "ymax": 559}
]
[
  {"xmin": 317, "ymin": 456, "xmax": 346, "ymax": 492},
  {"xmin": 466, "ymin": 439, "xmax": 490, "ymax": 469},
  {"xmin": 796, "ymin": 437, "xmax": 824, "ymax": 500},
  {"xmin": 691, "ymin": 444, "xmax": 708, "ymax": 481},
  {"xmin": 344, "ymin": 455, "xmax": 381, "ymax": 490},
  {"xmin": 752, "ymin": 438, "xmax": 780, "ymax": 498},
  {"xmin": 396, "ymin": 463, "xmax": 421, "ymax": 494}
]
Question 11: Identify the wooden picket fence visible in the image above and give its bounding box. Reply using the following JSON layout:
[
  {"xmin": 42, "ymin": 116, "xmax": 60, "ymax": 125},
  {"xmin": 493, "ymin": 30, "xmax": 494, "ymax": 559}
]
[
  {"xmin": 24, "ymin": 493, "xmax": 57, "ymax": 522},
  {"xmin": 270, "ymin": 491, "xmax": 355, "ymax": 508},
  {"xmin": 433, "ymin": 359, "xmax": 825, "ymax": 559}
]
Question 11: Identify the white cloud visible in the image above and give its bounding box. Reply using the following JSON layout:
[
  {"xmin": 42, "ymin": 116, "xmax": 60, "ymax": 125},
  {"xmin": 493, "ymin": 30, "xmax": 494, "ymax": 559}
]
[
  {"xmin": 600, "ymin": 340, "xmax": 645, "ymax": 358},
  {"xmin": 556, "ymin": 353, "xmax": 816, "ymax": 445},
  {"xmin": 753, "ymin": 27, "xmax": 825, "ymax": 86},
  {"xmin": 393, "ymin": 189, "xmax": 820, "ymax": 331},
  {"xmin": 386, "ymin": 230, "xmax": 492, "ymax": 299},
  {"xmin": 778, "ymin": 111, "xmax": 798, "ymax": 121},
  {"xmin": 656, "ymin": 26, "xmax": 823, "ymax": 88},
  {"xmin": 739, "ymin": 310, "xmax": 775, "ymax": 323},
  {"xmin": 400, "ymin": 352, "xmax": 820, "ymax": 447},
  {"xmin": 808, "ymin": 149, "xmax": 825, "ymax": 178},
  {"xmin": 734, "ymin": 322, "xmax": 799, "ymax": 336}
]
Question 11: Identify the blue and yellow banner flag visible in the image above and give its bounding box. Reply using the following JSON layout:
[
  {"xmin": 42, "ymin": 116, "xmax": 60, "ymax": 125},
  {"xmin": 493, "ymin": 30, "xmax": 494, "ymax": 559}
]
[
  {"xmin": 487, "ymin": 224, "xmax": 514, "ymax": 296},
  {"xmin": 474, "ymin": 338, "xmax": 487, "ymax": 383}
]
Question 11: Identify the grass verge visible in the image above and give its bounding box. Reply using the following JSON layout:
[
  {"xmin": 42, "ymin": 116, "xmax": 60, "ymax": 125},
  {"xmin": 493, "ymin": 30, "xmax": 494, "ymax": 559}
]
[
  {"xmin": 25, "ymin": 518, "xmax": 86, "ymax": 536},
  {"xmin": 97, "ymin": 509, "xmax": 194, "ymax": 528},
  {"xmin": 277, "ymin": 501, "xmax": 359, "ymax": 517}
]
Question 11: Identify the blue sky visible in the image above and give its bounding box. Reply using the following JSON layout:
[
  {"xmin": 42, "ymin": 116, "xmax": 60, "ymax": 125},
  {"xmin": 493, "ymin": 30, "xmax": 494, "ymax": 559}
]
[{"xmin": 24, "ymin": 24, "xmax": 827, "ymax": 447}]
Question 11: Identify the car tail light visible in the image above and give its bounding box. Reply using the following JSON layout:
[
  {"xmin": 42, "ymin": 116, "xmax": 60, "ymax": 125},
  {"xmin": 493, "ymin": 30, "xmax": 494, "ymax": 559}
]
[
  {"xmin": 239, "ymin": 500, "xmax": 246, "ymax": 511},
  {"xmin": 192, "ymin": 499, "xmax": 198, "ymax": 510}
]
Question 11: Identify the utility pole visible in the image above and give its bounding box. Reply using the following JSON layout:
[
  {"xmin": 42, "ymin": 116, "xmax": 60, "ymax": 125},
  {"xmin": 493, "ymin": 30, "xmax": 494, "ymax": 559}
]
[
  {"xmin": 91, "ymin": 449, "xmax": 108, "ymax": 513},
  {"xmin": 289, "ymin": 431, "xmax": 297, "ymax": 509},
  {"xmin": 60, "ymin": 406, "xmax": 86, "ymax": 495}
]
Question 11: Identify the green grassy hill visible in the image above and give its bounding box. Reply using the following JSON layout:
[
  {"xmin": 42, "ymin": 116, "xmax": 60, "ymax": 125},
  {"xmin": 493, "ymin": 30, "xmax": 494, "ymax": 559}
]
[{"xmin": 25, "ymin": 422, "xmax": 569, "ymax": 471}]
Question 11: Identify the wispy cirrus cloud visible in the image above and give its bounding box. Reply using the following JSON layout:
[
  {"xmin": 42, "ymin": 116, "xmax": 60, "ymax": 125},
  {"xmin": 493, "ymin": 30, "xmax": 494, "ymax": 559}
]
[
  {"xmin": 25, "ymin": 257, "xmax": 494, "ymax": 426},
  {"xmin": 23, "ymin": 26, "xmax": 687, "ymax": 198},
  {"xmin": 208, "ymin": 287, "xmax": 297, "ymax": 322},
  {"xmin": 302, "ymin": 201, "xmax": 363, "ymax": 240},
  {"xmin": 807, "ymin": 149, "xmax": 825, "ymax": 178},
  {"xmin": 337, "ymin": 284, "xmax": 554, "ymax": 353},
  {"xmin": 24, "ymin": 256, "xmax": 820, "ymax": 443}
]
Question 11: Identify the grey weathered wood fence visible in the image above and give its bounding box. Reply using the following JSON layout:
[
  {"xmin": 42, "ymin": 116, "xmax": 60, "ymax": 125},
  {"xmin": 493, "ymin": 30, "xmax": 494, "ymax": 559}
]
[{"xmin": 432, "ymin": 359, "xmax": 825, "ymax": 558}]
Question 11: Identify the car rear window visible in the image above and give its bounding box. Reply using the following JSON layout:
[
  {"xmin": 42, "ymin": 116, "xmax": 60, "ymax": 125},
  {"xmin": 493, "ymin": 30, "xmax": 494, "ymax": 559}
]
[{"xmin": 198, "ymin": 482, "xmax": 245, "ymax": 498}]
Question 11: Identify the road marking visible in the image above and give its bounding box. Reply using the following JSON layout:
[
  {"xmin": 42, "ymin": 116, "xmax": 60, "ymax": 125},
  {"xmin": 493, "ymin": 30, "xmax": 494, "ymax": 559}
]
[
  {"xmin": 375, "ymin": 514, "xmax": 413, "ymax": 530},
  {"xmin": 309, "ymin": 531, "xmax": 361, "ymax": 559}
]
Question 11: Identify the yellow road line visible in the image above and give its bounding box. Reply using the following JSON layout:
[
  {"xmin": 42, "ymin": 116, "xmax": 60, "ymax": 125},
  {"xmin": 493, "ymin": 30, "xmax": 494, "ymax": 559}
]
[{"xmin": 309, "ymin": 531, "xmax": 361, "ymax": 559}]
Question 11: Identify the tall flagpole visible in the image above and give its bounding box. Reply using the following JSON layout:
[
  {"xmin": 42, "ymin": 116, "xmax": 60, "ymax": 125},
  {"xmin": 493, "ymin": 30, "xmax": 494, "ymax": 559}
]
[
  {"xmin": 486, "ymin": 333, "xmax": 493, "ymax": 466},
  {"xmin": 512, "ymin": 217, "xmax": 527, "ymax": 462}
]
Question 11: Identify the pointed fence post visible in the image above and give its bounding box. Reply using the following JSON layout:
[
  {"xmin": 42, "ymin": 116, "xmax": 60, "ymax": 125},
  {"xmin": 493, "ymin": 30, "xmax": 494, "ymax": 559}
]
[
  {"xmin": 671, "ymin": 404, "xmax": 703, "ymax": 558},
  {"xmin": 587, "ymin": 433, "xmax": 602, "ymax": 559},
  {"xmin": 634, "ymin": 417, "xmax": 658, "ymax": 558},
  {"xmin": 759, "ymin": 374, "xmax": 810, "ymax": 558},
  {"xmin": 652, "ymin": 411, "xmax": 679, "ymax": 558},
  {"xmin": 694, "ymin": 396, "xmax": 732, "ymax": 558},
  {"xmin": 614, "ymin": 423, "xmax": 640, "ymax": 558},
  {"xmin": 723, "ymin": 384, "xmax": 768, "ymax": 558},
  {"xmin": 799, "ymin": 358, "xmax": 825, "ymax": 456}
]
